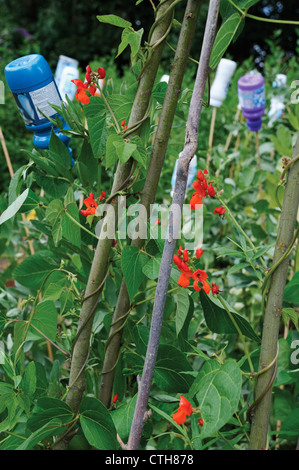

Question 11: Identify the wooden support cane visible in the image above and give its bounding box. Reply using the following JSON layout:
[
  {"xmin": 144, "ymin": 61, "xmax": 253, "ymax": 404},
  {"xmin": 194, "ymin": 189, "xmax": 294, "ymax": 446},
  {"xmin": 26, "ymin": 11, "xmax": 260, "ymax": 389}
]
[{"xmin": 206, "ymin": 106, "xmax": 217, "ymax": 169}]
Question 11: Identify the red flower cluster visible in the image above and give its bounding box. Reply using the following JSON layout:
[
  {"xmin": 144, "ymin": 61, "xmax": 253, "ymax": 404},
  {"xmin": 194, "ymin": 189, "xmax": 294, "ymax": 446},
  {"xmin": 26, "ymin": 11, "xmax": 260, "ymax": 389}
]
[
  {"xmin": 173, "ymin": 247, "xmax": 210, "ymax": 293},
  {"xmin": 80, "ymin": 191, "xmax": 106, "ymax": 217},
  {"xmin": 72, "ymin": 65, "xmax": 106, "ymax": 105},
  {"xmin": 173, "ymin": 246, "xmax": 220, "ymax": 295},
  {"xmin": 189, "ymin": 168, "xmax": 226, "ymax": 217},
  {"xmin": 121, "ymin": 119, "xmax": 128, "ymax": 130}
]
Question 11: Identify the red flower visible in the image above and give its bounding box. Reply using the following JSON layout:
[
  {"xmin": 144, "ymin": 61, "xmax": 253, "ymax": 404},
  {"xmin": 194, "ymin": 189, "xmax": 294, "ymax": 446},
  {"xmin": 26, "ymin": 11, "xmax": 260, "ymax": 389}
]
[
  {"xmin": 172, "ymin": 396, "xmax": 193, "ymax": 425},
  {"xmin": 173, "ymin": 408, "xmax": 188, "ymax": 425},
  {"xmin": 173, "ymin": 254, "xmax": 193, "ymax": 288},
  {"xmin": 86, "ymin": 65, "xmax": 92, "ymax": 74},
  {"xmin": 80, "ymin": 192, "xmax": 98, "ymax": 217},
  {"xmin": 207, "ymin": 183, "xmax": 216, "ymax": 197},
  {"xmin": 179, "ymin": 396, "xmax": 193, "ymax": 416},
  {"xmin": 71, "ymin": 79, "xmax": 90, "ymax": 105},
  {"xmin": 97, "ymin": 67, "xmax": 106, "ymax": 79},
  {"xmin": 192, "ymin": 269, "xmax": 210, "ymax": 294},
  {"xmin": 214, "ymin": 206, "xmax": 226, "ymax": 216},
  {"xmin": 88, "ymin": 85, "xmax": 97, "ymax": 96},
  {"xmin": 112, "ymin": 394, "xmax": 118, "ymax": 403},
  {"xmin": 196, "ymin": 248, "xmax": 203, "ymax": 259},
  {"xmin": 211, "ymin": 282, "xmax": 220, "ymax": 295},
  {"xmin": 190, "ymin": 192, "xmax": 203, "ymax": 210},
  {"xmin": 121, "ymin": 120, "xmax": 126, "ymax": 127},
  {"xmin": 85, "ymin": 72, "xmax": 91, "ymax": 83},
  {"xmin": 183, "ymin": 249, "xmax": 189, "ymax": 262},
  {"xmin": 198, "ymin": 418, "xmax": 204, "ymax": 426}
]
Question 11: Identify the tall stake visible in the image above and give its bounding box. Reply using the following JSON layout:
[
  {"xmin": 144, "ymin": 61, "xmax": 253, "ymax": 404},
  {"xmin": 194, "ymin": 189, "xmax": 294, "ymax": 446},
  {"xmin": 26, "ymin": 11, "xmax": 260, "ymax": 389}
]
[
  {"xmin": 249, "ymin": 132, "xmax": 299, "ymax": 449},
  {"xmin": 127, "ymin": 0, "xmax": 220, "ymax": 450},
  {"xmin": 99, "ymin": 0, "xmax": 202, "ymax": 408}
]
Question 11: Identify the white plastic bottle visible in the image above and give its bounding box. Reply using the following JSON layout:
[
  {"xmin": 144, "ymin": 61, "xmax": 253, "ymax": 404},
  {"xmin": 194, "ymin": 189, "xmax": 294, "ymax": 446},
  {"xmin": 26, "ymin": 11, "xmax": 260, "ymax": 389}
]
[
  {"xmin": 268, "ymin": 73, "xmax": 287, "ymax": 127},
  {"xmin": 55, "ymin": 55, "xmax": 79, "ymax": 101},
  {"xmin": 171, "ymin": 153, "xmax": 197, "ymax": 197},
  {"xmin": 210, "ymin": 58, "xmax": 237, "ymax": 107}
]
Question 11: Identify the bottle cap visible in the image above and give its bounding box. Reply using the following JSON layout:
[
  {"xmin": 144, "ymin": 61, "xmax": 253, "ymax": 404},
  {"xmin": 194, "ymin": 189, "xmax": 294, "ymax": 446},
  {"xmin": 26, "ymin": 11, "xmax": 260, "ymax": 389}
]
[{"xmin": 5, "ymin": 54, "xmax": 53, "ymax": 93}]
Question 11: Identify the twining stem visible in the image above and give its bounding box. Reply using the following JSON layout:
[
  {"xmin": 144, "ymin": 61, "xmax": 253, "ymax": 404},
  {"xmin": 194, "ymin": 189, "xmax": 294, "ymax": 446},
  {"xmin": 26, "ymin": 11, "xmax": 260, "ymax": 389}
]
[
  {"xmin": 216, "ymin": 196, "xmax": 268, "ymax": 270},
  {"xmin": 127, "ymin": 0, "xmax": 221, "ymax": 450},
  {"xmin": 228, "ymin": 0, "xmax": 299, "ymax": 25},
  {"xmin": 249, "ymin": 131, "xmax": 299, "ymax": 450},
  {"xmin": 98, "ymin": 0, "xmax": 203, "ymax": 409}
]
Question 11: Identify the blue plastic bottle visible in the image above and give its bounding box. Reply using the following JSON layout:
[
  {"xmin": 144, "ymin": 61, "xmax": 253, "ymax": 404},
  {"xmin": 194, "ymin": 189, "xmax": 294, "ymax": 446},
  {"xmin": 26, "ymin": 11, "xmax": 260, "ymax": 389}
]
[{"xmin": 5, "ymin": 54, "xmax": 72, "ymax": 155}]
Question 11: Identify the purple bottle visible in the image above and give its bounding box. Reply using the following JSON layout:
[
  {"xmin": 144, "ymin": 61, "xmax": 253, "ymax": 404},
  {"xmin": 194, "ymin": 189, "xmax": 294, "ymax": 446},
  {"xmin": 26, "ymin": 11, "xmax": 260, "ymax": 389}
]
[{"xmin": 238, "ymin": 74, "xmax": 266, "ymax": 132}]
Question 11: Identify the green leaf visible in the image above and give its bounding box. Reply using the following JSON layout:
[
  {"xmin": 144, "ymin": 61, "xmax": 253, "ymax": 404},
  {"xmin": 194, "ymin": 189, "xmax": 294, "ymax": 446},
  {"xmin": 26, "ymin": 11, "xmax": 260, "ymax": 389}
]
[
  {"xmin": 116, "ymin": 28, "xmax": 143, "ymax": 60},
  {"xmin": 14, "ymin": 252, "xmax": 58, "ymax": 291},
  {"xmin": 130, "ymin": 135, "xmax": 148, "ymax": 168},
  {"xmin": 29, "ymin": 300, "xmax": 58, "ymax": 342},
  {"xmin": 154, "ymin": 345, "xmax": 194, "ymax": 393},
  {"xmin": 97, "ymin": 14, "xmax": 132, "ymax": 29},
  {"xmin": 84, "ymin": 100, "xmax": 106, "ymax": 158},
  {"xmin": 0, "ymin": 188, "xmax": 39, "ymax": 225},
  {"xmin": 46, "ymin": 199, "xmax": 81, "ymax": 248},
  {"xmin": 45, "ymin": 199, "xmax": 64, "ymax": 225},
  {"xmin": 106, "ymin": 94, "xmax": 133, "ymax": 125},
  {"xmin": 106, "ymin": 134, "xmax": 123, "ymax": 169},
  {"xmin": 64, "ymin": 202, "xmax": 81, "ymax": 248},
  {"xmin": 270, "ymin": 125, "xmax": 293, "ymax": 158},
  {"xmin": 21, "ymin": 362, "xmax": 36, "ymax": 397},
  {"xmin": 175, "ymin": 288, "xmax": 190, "ymax": 336},
  {"xmin": 284, "ymin": 271, "xmax": 299, "ymax": 305},
  {"xmin": 209, "ymin": 12, "xmax": 242, "ymax": 70},
  {"xmin": 199, "ymin": 291, "xmax": 261, "ymax": 343},
  {"xmin": 113, "ymin": 139, "xmax": 137, "ymax": 165},
  {"xmin": 227, "ymin": 262, "xmax": 251, "ymax": 274},
  {"xmin": 112, "ymin": 395, "xmax": 137, "ymax": 441},
  {"xmin": 22, "ymin": 148, "xmax": 60, "ymax": 177},
  {"xmin": 79, "ymin": 397, "xmax": 118, "ymax": 450},
  {"xmin": 121, "ymin": 246, "xmax": 147, "ymax": 302},
  {"xmin": 192, "ymin": 359, "xmax": 242, "ymax": 439},
  {"xmin": 49, "ymin": 129, "xmax": 72, "ymax": 169},
  {"xmin": 27, "ymin": 397, "xmax": 74, "ymax": 432},
  {"xmin": 282, "ymin": 308, "xmax": 299, "ymax": 331},
  {"xmin": 17, "ymin": 419, "xmax": 63, "ymax": 450}
]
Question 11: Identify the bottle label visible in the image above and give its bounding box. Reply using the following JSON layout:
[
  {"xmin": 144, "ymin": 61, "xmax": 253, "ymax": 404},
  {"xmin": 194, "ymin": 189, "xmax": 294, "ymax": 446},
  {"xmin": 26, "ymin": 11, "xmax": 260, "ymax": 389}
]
[
  {"xmin": 13, "ymin": 80, "xmax": 61, "ymax": 126},
  {"xmin": 238, "ymin": 86, "xmax": 265, "ymax": 110}
]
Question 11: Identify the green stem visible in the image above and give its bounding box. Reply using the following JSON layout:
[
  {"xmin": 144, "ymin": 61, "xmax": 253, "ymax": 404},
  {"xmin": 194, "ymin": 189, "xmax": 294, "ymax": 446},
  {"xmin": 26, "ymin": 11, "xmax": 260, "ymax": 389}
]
[
  {"xmin": 217, "ymin": 196, "xmax": 268, "ymax": 270},
  {"xmin": 228, "ymin": 0, "xmax": 299, "ymax": 25},
  {"xmin": 98, "ymin": 86, "xmax": 121, "ymax": 133},
  {"xmin": 217, "ymin": 294, "xmax": 255, "ymax": 374},
  {"xmin": 64, "ymin": 209, "xmax": 99, "ymax": 240}
]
